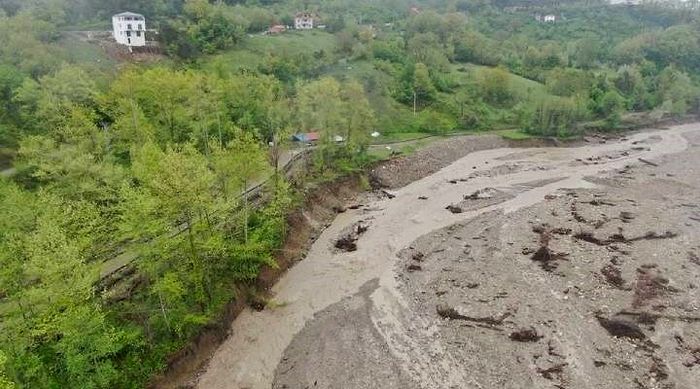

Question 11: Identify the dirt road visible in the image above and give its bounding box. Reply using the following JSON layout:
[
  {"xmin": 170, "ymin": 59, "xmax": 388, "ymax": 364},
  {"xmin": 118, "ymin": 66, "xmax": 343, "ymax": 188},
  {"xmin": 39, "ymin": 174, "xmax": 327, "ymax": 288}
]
[{"xmin": 197, "ymin": 124, "xmax": 700, "ymax": 389}]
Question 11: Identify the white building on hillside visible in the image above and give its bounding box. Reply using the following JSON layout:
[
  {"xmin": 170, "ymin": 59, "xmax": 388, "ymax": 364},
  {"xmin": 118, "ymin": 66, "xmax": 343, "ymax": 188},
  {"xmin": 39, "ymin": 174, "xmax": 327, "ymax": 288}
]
[
  {"xmin": 294, "ymin": 12, "xmax": 314, "ymax": 29},
  {"xmin": 544, "ymin": 14, "xmax": 557, "ymax": 22},
  {"xmin": 112, "ymin": 12, "xmax": 146, "ymax": 47}
]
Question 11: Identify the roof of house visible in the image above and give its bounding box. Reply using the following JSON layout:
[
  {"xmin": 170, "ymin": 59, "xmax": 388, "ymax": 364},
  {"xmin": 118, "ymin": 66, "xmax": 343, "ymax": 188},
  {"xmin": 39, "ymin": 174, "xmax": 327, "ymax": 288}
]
[
  {"xmin": 114, "ymin": 12, "xmax": 145, "ymax": 18},
  {"xmin": 268, "ymin": 25, "xmax": 286, "ymax": 32},
  {"xmin": 292, "ymin": 132, "xmax": 320, "ymax": 142},
  {"xmin": 295, "ymin": 12, "xmax": 314, "ymax": 18}
]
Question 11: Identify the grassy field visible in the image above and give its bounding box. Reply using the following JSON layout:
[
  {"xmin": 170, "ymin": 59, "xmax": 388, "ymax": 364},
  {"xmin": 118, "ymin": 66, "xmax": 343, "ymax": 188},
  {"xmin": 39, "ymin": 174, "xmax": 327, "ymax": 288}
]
[
  {"xmin": 57, "ymin": 36, "xmax": 118, "ymax": 74},
  {"xmin": 203, "ymin": 30, "xmax": 337, "ymax": 71}
]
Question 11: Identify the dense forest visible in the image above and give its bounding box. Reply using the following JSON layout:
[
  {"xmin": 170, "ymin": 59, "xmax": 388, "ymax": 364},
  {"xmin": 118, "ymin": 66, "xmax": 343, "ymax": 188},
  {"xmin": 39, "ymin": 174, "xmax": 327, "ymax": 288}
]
[{"xmin": 1, "ymin": 0, "xmax": 699, "ymax": 387}]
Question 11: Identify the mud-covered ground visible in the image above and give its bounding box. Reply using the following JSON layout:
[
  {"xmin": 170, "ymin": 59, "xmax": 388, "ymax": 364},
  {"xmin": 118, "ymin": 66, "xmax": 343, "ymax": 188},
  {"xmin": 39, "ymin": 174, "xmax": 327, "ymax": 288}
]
[
  {"xmin": 391, "ymin": 153, "xmax": 700, "ymax": 389},
  {"xmin": 199, "ymin": 125, "xmax": 700, "ymax": 389}
]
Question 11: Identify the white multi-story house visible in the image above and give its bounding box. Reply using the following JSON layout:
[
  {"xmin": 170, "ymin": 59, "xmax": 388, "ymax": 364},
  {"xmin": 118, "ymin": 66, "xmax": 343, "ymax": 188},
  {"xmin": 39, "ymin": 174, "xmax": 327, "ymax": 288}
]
[
  {"xmin": 294, "ymin": 12, "xmax": 314, "ymax": 30},
  {"xmin": 112, "ymin": 12, "xmax": 146, "ymax": 47}
]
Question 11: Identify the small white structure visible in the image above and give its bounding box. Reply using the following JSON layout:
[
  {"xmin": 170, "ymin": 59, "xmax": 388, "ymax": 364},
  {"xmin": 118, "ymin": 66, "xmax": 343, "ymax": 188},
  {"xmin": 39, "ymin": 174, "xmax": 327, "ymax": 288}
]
[
  {"xmin": 294, "ymin": 12, "xmax": 314, "ymax": 30},
  {"xmin": 610, "ymin": 0, "xmax": 642, "ymax": 5},
  {"xmin": 544, "ymin": 15, "xmax": 557, "ymax": 23},
  {"xmin": 112, "ymin": 12, "xmax": 146, "ymax": 47}
]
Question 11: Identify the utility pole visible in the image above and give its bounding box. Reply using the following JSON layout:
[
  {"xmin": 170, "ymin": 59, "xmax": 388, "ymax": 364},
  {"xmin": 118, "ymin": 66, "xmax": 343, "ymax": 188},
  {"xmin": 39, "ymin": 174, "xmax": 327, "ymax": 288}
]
[{"xmin": 413, "ymin": 90, "xmax": 417, "ymax": 116}]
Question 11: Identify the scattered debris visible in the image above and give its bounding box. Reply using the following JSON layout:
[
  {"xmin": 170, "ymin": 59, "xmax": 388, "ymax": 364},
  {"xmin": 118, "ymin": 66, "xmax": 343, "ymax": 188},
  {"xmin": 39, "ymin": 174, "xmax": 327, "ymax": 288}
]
[
  {"xmin": 334, "ymin": 222, "xmax": 369, "ymax": 252},
  {"xmin": 638, "ymin": 158, "xmax": 659, "ymax": 167},
  {"xmin": 619, "ymin": 211, "xmax": 635, "ymax": 223},
  {"xmin": 407, "ymin": 264, "xmax": 422, "ymax": 272},
  {"xmin": 596, "ymin": 314, "xmax": 646, "ymax": 340},
  {"xmin": 436, "ymin": 304, "xmax": 511, "ymax": 325},
  {"xmin": 632, "ymin": 267, "xmax": 677, "ymax": 308},
  {"xmin": 575, "ymin": 230, "xmax": 678, "ymax": 247},
  {"xmin": 531, "ymin": 247, "xmax": 569, "ymax": 271},
  {"xmin": 380, "ymin": 190, "xmax": 396, "ymax": 199},
  {"xmin": 509, "ymin": 328, "xmax": 543, "ymax": 342},
  {"xmin": 521, "ymin": 247, "xmax": 536, "ymax": 255},
  {"xmin": 536, "ymin": 363, "xmax": 568, "ymax": 380},
  {"xmin": 585, "ymin": 199, "xmax": 617, "ymax": 206},
  {"xmin": 551, "ymin": 227, "xmax": 572, "ymax": 235},
  {"xmin": 334, "ymin": 236, "xmax": 358, "ymax": 252},
  {"xmin": 530, "ymin": 228, "xmax": 568, "ymax": 271},
  {"xmin": 690, "ymin": 251, "xmax": 700, "ymax": 266},
  {"xmin": 464, "ymin": 188, "xmax": 498, "ymax": 200},
  {"xmin": 446, "ymin": 204, "xmax": 464, "ymax": 214},
  {"xmin": 418, "ymin": 196, "xmax": 429, "ymax": 200},
  {"xmin": 648, "ymin": 356, "xmax": 669, "ymax": 381},
  {"xmin": 601, "ymin": 264, "xmax": 625, "ymax": 288}
]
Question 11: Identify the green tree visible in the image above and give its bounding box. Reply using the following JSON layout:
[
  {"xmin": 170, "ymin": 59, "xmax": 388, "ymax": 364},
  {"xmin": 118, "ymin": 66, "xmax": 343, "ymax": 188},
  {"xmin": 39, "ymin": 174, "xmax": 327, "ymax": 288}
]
[
  {"xmin": 0, "ymin": 350, "xmax": 14, "ymax": 389},
  {"xmin": 479, "ymin": 66, "xmax": 512, "ymax": 106},
  {"xmin": 341, "ymin": 80, "xmax": 376, "ymax": 152},
  {"xmin": 297, "ymin": 77, "xmax": 344, "ymax": 139},
  {"xmin": 413, "ymin": 62, "xmax": 438, "ymax": 109},
  {"xmin": 599, "ymin": 90, "xmax": 625, "ymax": 127},
  {"xmin": 0, "ymin": 186, "xmax": 128, "ymax": 388},
  {"xmin": 128, "ymin": 142, "xmax": 219, "ymax": 306},
  {"xmin": 212, "ymin": 134, "xmax": 269, "ymax": 242}
]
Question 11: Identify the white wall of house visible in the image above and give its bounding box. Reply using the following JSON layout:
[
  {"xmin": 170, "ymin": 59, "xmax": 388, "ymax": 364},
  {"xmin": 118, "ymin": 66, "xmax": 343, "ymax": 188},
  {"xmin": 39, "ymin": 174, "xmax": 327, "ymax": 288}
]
[
  {"xmin": 294, "ymin": 14, "xmax": 314, "ymax": 29},
  {"xmin": 544, "ymin": 15, "xmax": 556, "ymax": 22},
  {"xmin": 112, "ymin": 12, "xmax": 146, "ymax": 47}
]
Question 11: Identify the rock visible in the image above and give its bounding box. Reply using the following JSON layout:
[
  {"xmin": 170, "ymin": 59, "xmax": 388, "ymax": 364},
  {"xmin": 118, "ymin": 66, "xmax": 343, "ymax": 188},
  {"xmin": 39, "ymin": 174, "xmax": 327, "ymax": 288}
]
[
  {"xmin": 596, "ymin": 315, "xmax": 646, "ymax": 339},
  {"xmin": 446, "ymin": 205, "xmax": 464, "ymax": 214}
]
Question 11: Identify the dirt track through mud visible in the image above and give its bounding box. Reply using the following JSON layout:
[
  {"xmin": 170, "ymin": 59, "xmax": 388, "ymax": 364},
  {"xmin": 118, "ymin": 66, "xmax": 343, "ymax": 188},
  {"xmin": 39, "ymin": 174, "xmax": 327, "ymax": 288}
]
[{"xmin": 197, "ymin": 124, "xmax": 700, "ymax": 389}]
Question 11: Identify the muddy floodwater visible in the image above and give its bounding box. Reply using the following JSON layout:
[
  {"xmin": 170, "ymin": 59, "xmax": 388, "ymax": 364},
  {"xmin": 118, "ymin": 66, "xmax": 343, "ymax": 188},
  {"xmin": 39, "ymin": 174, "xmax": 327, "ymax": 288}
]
[{"xmin": 198, "ymin": 124, "xmax": 700, "ymax": 389}]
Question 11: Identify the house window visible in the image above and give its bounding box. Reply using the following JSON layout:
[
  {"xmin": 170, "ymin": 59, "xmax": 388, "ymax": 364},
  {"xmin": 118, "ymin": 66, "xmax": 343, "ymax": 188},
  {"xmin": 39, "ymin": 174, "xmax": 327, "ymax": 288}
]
[
  {"xmin": 138, "ymin": 24, "xmax": 142, "ymax": 30},
  {"xmin": 136, "ymin": 31, "xmax": 141, "ymax": 37},
  {"xmin": 126, "ymin": 31, "xmax": 131, "ymax": 37},
  {"xmin": 128, "ymin": 24, "xmax": 132, "ymax": 30}
]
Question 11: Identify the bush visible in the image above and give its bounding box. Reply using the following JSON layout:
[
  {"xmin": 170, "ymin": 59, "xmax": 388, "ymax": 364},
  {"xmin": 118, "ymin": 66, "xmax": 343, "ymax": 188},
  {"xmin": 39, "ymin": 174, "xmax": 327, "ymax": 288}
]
[{"xmin": 523, "ymin": 96, "xmax": 587, "ymax": 137}]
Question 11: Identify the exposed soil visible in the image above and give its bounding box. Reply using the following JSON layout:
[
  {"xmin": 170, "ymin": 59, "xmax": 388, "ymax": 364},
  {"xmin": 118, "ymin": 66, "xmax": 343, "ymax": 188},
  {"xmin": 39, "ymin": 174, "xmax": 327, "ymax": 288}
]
[{"xmin": 196, "ymin": 124, "xmax": 700, "ymax": 389}]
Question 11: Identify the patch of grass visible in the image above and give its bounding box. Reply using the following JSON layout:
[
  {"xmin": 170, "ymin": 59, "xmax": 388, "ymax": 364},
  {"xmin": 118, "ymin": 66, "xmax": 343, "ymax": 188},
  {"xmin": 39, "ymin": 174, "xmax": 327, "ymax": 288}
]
[
  {"xmin": 450, "ymin": 63, "xmax": 548, "ymax": 98},
  {"xmin": 265, "ymin": 299, "xmax": 289, "ymax": 309},
  {"xmin": 374, "ymin": 131, "xmax": 431, "ymax": 143},
  {"xmin": 204, "ymin": 30, "xmax": 337, "ymax": 71},
  {"xmin": 56, "ymin": 37, "xmax": 117, "ymax": 73},
  {"xmin": 496, "ymin": 129, "xmax": 533, "ymax": 141}
]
